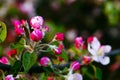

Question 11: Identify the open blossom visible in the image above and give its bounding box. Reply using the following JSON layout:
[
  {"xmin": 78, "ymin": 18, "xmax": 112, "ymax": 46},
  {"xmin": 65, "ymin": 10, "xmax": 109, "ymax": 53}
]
[
  {"xmin": 55, "ymin": 33, "xmax": 64, "ymax": 41},
  {"xmin": 30, "ymin": 29, "xmax": 43, "ymax": 42},
  {"xmin": 88, "ymin": 36, "xmax": 112, "ymax": 65},
  {"xmin": 30, "ymin": 16, "xmax": 44, "ymax": 29},
  {"xmin": 5, "ymin": 75, "xmax": 14, "ymax": 80},
  {"xmin": 74, "ymin": 37, "xmax": 84, "ymax": 49},
  {"xmin": 39, "ymin": 57, "xmax": 51, "ymax": 67},
  {"xmin": 65, "ymin": 61, "xmax": 82, "ymax": 80},
  {"xmin": 0, "ymin": 56, "xmax": 9, "ymax": 64}
]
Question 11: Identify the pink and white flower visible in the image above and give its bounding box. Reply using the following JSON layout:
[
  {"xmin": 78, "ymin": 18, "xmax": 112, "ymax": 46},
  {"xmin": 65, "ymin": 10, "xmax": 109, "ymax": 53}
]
[
  {"xmin": 0, "ymin": 56, "xmax": 9, "ymax": 65},
  {"xmin": 30, "ymin": 16, "xmax": 44, "ymax": 29},
  {"xmin": 5, "ymin": 75, "xmax": 14, "ymax": 80},
  {"xmin": 88, "ymin": 37, "xmax": 112, "ymax": 65}
]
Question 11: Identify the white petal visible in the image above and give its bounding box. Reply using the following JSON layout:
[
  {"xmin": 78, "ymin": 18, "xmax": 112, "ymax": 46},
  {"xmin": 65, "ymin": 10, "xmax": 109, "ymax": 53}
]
[
  {"xmin": 73, "ymin": 73, "xmax": 83, "ymax": 80},
  {"xmin": 91, "ymin": 37, "xmax": 101, "ymax": 52},
  {"xmin": 99, "ymin": 56, "xmax": 110, "ymax": 65},
  {"xmin": 103, "ymin": 45, "xmax": 112, "ymax": 53},
  {"xmin": 92, "ymin": 56, "xmax": 100, "ymax": 62},
  {"xmin": 67, "ymin": 74, "xmax": 74, "ymax": 80},
  {"xmin": 88, "ymin": 44, "xmax": 96, "ymax": 56}
]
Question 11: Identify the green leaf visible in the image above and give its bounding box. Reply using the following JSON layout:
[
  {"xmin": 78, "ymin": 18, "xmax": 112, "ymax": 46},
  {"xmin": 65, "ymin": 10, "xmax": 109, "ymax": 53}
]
[
  {"xmin": 0, "ymin": 21, "xmax": 7, "ymax": 43},
  {"xmin": 95, "ymin": 68, "xmax": 102, "ymax": 80},
  {"xmin": 10, "ymin": 60, "xmax": 22, "ymax": 77},
  {"xmin": 10, "ymin": 38, "xmax": 25, "ymax": 54},
  {"xmin": 23, "ymin": 52, "xmax": 37, "ymax": 72},
  {"xmin": 59, "ymin": 50, "xmax": 68, "ymax": 61},
  {"xmin": 39, "ymin": 73, "xmax": 46, "ymax": 80}
]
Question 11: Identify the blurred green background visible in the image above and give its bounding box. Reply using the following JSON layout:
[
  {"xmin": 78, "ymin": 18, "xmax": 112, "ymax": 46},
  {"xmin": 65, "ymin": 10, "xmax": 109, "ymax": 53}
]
[{"xmin": 0, "ymin": 0, "xmax": 120, "ymax": 80}]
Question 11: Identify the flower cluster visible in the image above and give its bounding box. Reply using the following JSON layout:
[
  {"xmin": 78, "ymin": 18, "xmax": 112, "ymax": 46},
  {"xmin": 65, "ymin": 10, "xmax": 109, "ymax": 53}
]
[{"xmin": 0, "ymin": 16, "xmax": 112, "ymax": 80}]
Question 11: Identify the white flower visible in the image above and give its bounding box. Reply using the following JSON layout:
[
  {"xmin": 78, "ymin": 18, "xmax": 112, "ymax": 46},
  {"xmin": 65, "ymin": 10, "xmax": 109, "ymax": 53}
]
[{"xmin": 88, "ymin": 37, "xmax": 112, "ymax": 65}]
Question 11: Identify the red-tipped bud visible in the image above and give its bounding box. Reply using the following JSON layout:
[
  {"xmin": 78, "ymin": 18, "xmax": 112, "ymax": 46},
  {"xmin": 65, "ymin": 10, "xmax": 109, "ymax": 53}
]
[
  {"xmin": 7, "ymin": 49, "xmax": 17, "ymax": 57},
  {"xmin": 30, "ymin": 30, "xmax": 43, "ymax": 42},
  {"xmin": 54, "ymin": 48, "xmax": 62, "ymax": 54},
  {"xmin": 30, "ymin": 16, "xmax": 44, "ymax": 29},
  {"xmin": 55, "ymin": 33, "xmax": 64, "ymax": 41},
  {"xmin": 15, "ymin": 27, "xmax": 24, "ymax": 36},
  {"xmin": 39, "ymin": 57, "xmax": 51, "ymax": 67},
  {"xmin": 47, "ymin": 77, "xmax": 54, "ymax": 80},
  {"xmin": 21, "ymin": 19, "xmax": 26, "ymax": 26},
  {"xmin": 74, "ymin": 37, "xmax": 84, "ymax": 48},
  {"xmin": 83, "ymin": 56, "xmax": 91, "ymax": 64},
  {"xmin": 71, "ymin": 61, "xmax": 80, "ymax": 71},
  {"xmin": 58, "ymin": 43, "xmax": 64, "ymax": 50},
  {"xmin": 87, "ymin": 36, "xmax": 94, "ymax": 43},
  {"xmin": 57, "ymin": 56, "xmax": 64, "ymax": 62}
]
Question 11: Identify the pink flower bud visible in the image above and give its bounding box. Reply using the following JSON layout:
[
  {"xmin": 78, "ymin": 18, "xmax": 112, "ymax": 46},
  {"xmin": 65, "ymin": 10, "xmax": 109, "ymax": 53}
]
[
  {"xmin": 13, "ymin": 20, "xmax": 21, "ymax": 28},
  {"xmin": 30, "ymin": 30, "xmax": 43, "ymax": 42},
  {"xmin": 0, "ymin": 57, "xmax": 9, "ymax": 64},
  {"xmin": 83, "ymin": 56, "xmax": 91, "ymax": 64},
  {"xmin": 47, "ymin": 77, "xmax": 54, "ymax": 80},
  {"xmin": 21, "ymin": 19, "xmax": 26, "ymax": 26},
  {"xmin": 87, "ymin": 36, "xmax": 94, "ymax": 43},
  {"xmin": 55, "ymin": 33, "xmax": 64, "ymax": 41},
  {"xmin": 58, "ymin": 43, "xmax": 64, "ymax": 50},
  {"xmin": 30, "ymin": 16, "xmax": 44, "ymax": 29},
  {"xmin": 5, "ymin": 75, "xmax": 14, "ymax": 80},
  {"xmin": 71, "ymin": 61, "xmax": 80, "ymax": 71},
  {"xmin": 7, "ymin": 49, "xmax": 17, "ymax": 57},
  {"xmin": 54, "ymin": 48, "xmax": 62, "ymax": 54},
  {"xmin": 74, "ymin": 37, "xmax": 84, "ymax": 48},
  {"xmin": 39, "ymin": 57, "xmax": 50, "ymax": 67},
  {"xmin": 15, "ymin": 27, "xmax": 24, "ymax": 36}
]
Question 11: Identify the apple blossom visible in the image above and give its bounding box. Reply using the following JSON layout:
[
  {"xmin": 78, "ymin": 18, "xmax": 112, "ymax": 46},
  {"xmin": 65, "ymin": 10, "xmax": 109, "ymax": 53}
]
[
  {"xmin": 70, "ymin": 61, "xmax": 80, "ymax": 71},
  {"xmin": 5, "ymin": 75, "xmax": 14, "ymax": 80},
  {"xmin": 65, "ymin": 61, "xmax": 82, "ymax": 80},
  {"xmin": 83, "ymin": 56, "xmax": 91, "ymax": 64},
  {"xmin": 39, "ymin": 56, "xmax": 51, "ymax": 67},
  {"xmin": 88, "ymin": 37, "xmax": 112, "ymax": 65},
  {"xmin": 15, "ymin": 27, "xmax": 24, "ymax": 36},
  {"xmin": 13, "ymin": 19, "xmax": 21, "ymax": 28},
  {"xmin": 55, "ymin": 33, "xmax": 64, "ymax": 41},
  {"xmin": 30, "ymin": 29, "xmax": 43, "ymax": 42},
  {"xmin": 0, "ymin": 56, "xmax": 9, "ymax": 64},
  {"xmin": 30, "ymin": 16, "xmax": 44, "ymax": 29},
  {"xmin": 54, "ymin": 47, "xmax": 62, "ymax": 54},
  {"xmin": 74, "ymin": 37, "xmax": 84, "ymax": 49}
]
